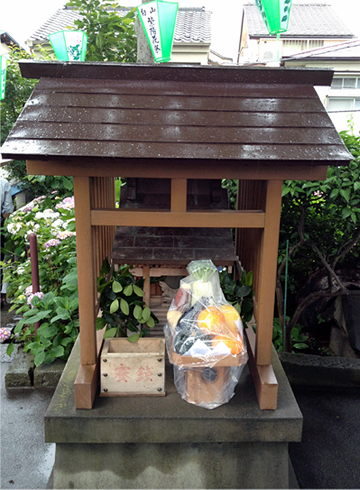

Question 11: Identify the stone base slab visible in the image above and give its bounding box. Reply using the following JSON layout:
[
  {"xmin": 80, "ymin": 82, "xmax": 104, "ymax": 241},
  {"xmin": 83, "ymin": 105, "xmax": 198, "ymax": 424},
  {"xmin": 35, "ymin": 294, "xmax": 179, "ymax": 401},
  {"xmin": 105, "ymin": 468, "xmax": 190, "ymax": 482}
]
[
  {"xmin": 46, "ymin": 336, "xmax": 303, "ymax": 488},
  {"xmin": 53, "ymin": 441, "xmax": 291, "ymax": 489}
]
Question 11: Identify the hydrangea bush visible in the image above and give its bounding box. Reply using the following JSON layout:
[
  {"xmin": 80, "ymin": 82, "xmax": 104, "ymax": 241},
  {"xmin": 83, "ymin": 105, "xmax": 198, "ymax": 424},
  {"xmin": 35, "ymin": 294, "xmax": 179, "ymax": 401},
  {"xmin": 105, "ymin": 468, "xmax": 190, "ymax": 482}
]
[{"xmin": 2, "ymin": 194, "xmax": 79, "ymax": 365}]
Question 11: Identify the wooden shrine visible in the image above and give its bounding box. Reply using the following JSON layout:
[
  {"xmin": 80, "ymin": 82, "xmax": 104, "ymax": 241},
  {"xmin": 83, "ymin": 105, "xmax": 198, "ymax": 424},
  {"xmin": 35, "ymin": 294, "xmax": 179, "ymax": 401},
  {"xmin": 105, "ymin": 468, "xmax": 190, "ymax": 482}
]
[{"xmin": 2, "ymin": 61, "xmax": 352, "ymax": 410}]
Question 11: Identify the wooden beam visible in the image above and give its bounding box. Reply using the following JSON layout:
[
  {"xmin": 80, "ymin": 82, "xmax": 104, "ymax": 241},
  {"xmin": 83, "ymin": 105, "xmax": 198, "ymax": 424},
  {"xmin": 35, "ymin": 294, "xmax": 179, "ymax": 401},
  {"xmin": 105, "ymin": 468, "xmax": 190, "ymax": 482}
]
[
  {"xmin": 255, "ymin": 180, "xmax": 283, "ymax": 366},
  {"xmin": 91, "ymin": 209, "xmax": 265, "ymax": 228},
  {"xmin": 73, "ymin": 176, "xmax": 97, "ymax": 366},
  {"xmin": 245, "ymin": 327, "xmax": 278, "ymax": 410},
  {"xmin": 26, "ymin": 159, "xmax": 328, "ymax": 181},
  {"xmin": 130, "ymin": 267, "xmax": 187, "ymax": 277}
]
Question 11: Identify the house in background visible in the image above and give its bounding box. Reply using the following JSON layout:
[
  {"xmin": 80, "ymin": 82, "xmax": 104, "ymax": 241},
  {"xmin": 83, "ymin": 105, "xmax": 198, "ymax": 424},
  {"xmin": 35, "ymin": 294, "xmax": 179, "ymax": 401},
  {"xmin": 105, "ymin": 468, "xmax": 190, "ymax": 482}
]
[
  {"xmin": 282, "ymin": 39, "xmax": 360, "ymax": 134},
  {"xmin": 0, "ymin": 31, "xmax": 22, "ymax": 55},
  {"xmin": 26, "ymin": 6, "xmax": 211, "ymax": 65},
  {"xmin": 238, "ymin": 2, "xmax": 355, "ymax": 65}
]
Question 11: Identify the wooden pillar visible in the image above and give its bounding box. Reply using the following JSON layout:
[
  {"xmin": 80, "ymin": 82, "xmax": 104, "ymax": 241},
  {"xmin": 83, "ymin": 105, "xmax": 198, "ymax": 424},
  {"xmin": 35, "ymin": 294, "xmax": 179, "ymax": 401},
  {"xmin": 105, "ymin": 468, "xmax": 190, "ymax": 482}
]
[
  {"xmin": 171, "ymin": 178, "xmax": 187, "ymax": 212},
  {"xmin": 73, "ymin": 176, "xmax": 97, "ymax": 365},
  {"xmin": 143, "ymin": 264, "xmax": 151, "ymax": 307},
  {"xmin": 255, "ymin": 180, "xmax": 283, "ymax": 366}
]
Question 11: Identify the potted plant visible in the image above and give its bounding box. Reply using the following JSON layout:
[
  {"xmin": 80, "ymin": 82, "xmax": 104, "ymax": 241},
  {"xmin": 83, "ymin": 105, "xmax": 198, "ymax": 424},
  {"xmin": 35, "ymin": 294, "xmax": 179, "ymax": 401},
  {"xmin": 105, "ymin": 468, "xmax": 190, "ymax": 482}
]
[
  {"xmin": 97, "ymin": 259, "xmax": 166, "ymax": 397},
  {"xmin": 96, "ymin": 258, "xmax": 158, "ymax": 341}
]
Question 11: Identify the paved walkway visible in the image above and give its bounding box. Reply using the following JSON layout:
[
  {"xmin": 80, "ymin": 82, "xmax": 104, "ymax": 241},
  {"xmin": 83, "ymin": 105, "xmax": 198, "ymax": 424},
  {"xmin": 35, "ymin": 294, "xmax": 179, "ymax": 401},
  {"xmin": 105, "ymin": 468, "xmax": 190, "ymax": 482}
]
[
  {"xmin": 1, "ymin": 346, "xmax": 55, "ymax": 489},
  {"xmin": 290, "ymin": 386, "xmax": 360, "ymax": 489}
]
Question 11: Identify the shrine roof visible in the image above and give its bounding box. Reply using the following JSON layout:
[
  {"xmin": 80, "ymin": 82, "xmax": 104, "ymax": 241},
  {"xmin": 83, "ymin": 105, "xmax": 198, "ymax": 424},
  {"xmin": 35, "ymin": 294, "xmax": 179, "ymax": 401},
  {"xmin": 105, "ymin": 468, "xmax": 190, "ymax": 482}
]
[{"xmin": 1, "ymin": 61, "xmax": 352, "ymax": 167}]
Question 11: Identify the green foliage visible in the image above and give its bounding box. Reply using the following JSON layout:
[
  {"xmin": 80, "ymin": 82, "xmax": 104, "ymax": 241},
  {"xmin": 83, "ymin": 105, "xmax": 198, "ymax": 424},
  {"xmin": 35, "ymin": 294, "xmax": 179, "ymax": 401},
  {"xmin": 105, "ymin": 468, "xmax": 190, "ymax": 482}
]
[
  {"xmin": 8, "ymin": 280, "xmax": 79, "ymax": 367},
  {"xmin": 279, "ymin": 131, "xmax": 360, "ymax": 293},
  {"xmin": 97, "ymin": 258, "xmax": 158, "ymax": 340},
  {"xmin": 3, "ymin": 195, "xmax": 79, "ymax": 365},
  {"xmin": 272, "ymin": 318, "xmax": 309, "ymax": 353},
  {"xmin": 219, "ymin": 268, "xmax": 254, "ymax": 325},
  {"xmin": 65, "ymin": 0, "xmax": 137, "ymax": 62},
  {"xmin": 277, "ymin": 129, "xmax": 360, "ymax": 350},
  {"xmin": 221, "ymin": 179, "xmax": 237, "ymax": 209}
]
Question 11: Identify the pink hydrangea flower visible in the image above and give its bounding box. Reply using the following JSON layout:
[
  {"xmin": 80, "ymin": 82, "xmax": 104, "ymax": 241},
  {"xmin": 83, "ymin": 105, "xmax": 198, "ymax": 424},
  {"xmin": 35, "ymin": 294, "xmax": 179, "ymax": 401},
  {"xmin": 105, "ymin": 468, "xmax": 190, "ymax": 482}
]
[
  {"xmin": 27, "ymin": 291, "xmax": 44, "ymax": 306},
  {"xmin": 55, "ymin": 196, "xmax": 75, "ymax": 210},
  {"xmin": 25, "ymin": 285, "xmax": 42, "ymax": 297},
  {"xmin": 43, "ymin": 239, "xmax": 61, "ymax": 249},
  {"xmin": 56, "ymin": 230, "xmax": 76, "ymax": 240},
  {"xmin": 33, "ymin": 195, "xmax": 46, "ymax": 202}
]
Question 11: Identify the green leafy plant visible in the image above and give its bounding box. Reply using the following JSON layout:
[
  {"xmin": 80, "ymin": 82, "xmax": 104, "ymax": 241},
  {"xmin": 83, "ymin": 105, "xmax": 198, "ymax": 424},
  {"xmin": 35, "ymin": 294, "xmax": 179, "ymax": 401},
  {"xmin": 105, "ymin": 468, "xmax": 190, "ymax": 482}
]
[
  {"xmin": 3, "ymin": 195, "xmax": 79, "ymax": 365},
  {"xmin": 65, "ymin": 0, "xmax": 137, "ymax": 62},
  {"xmin": 219, "ymin": 268, "xmax": 254, "ymax": 325},
  {"xmin": 2, "ymin": 195, "xmax": 76, "ymax": 310},
  {"xmin": 272, "ymin": 317, "xmax": 309, "ymax": 353},
  {"xmin": 221, "ymin": 179, "xmax": 237, "ymax": 209},
  {"xmin": 276, "ymin": 128, "xmax": 360, "ymax": 352},
  {"xmin": 97, "ymin": 258, "xmax": 158, "ymax": 342},
  {"xmin": 6, "ymin": 264, "xmax": 79, "ymax": 366}
]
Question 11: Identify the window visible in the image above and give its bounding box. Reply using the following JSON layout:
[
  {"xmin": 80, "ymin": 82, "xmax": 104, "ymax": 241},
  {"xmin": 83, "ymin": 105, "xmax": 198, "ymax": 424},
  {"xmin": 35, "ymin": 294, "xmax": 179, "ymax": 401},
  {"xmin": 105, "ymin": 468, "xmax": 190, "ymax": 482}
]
[
  {"xmin": 331, "ymin": 77, "xmax": 360, "ymax": 90},
  {"xmin": 327, "ymin": 98, "xmax": 353, "ymax": 112},
  {"xmin": 344, "ymin": 78, "xmax": 356, "ymax": 89},
  {"xmin": 327, "ymin": 97, "xmax": 360, "ymax": 112},
  {"xmin": 331, "ymin": 78, "xmax": 343, "ymax": 89}
]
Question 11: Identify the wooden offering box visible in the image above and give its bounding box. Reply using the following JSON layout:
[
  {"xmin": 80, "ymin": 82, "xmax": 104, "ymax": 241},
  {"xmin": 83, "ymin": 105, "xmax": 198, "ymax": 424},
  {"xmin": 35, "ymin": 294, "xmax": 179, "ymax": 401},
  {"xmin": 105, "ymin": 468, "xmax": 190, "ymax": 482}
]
[
  {"xmin": 170, "ymin": 343, "xmax": 248, "ymax": 406},
  {"xmin": 185, "ymin": 367, "xmax": 232, "ymax": 406},
  {"xmin": 100, "ymin": 338, "xmax": 165, "ymax": 397}
]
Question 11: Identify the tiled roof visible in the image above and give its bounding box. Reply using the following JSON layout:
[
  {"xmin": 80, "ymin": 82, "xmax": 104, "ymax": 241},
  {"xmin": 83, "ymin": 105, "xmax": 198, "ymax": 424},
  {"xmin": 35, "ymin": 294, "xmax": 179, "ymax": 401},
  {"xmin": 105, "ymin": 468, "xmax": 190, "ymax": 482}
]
[
  {"xmin": 244, "ymin": 2, "xmax": 354, "ymax": 38},
  {"xmin": 28, "ymin": 7, "xmax": 211, "ymax": 44},
  {"xmin": 283, "ymin": 39, "xmax": 360, "ymax": 60},
  {"xmin": 174, "ymin": 8, "xmax": 211, "ymax": 43},
  {"xmin": 28, "ymin": 9, "xmax": 80, "ymax": 42}
]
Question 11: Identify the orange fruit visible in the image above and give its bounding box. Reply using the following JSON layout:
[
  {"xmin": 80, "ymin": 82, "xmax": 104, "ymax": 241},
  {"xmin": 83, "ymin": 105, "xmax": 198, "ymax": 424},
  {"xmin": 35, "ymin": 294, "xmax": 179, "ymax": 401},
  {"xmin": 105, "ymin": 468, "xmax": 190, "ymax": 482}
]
[
  {"xmin": 212, "ymin": 333, "xmax": 244, "ymax": 355},
  {"xmin": 219, "ymin": 305, "xmax": 241, "ymax": 332},
  {"xmin": 197, "ymin": 306, "xmax": 226, "ymax": 334}
]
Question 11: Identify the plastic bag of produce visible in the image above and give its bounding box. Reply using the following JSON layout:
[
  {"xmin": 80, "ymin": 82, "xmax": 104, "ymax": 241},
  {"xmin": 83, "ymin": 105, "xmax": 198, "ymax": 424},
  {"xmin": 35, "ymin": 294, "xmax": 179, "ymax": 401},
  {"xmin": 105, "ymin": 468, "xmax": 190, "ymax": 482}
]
[{"xmin": 164, "ymin": 259, "xmax": 248, "ymax": 409}]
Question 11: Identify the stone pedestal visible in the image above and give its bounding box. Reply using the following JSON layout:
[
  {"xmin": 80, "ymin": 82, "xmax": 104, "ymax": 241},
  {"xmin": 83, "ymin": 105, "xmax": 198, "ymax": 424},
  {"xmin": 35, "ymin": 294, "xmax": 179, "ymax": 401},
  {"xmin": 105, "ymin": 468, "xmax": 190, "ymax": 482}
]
[{"xmin": 45, "ymin": 338, "xmax": 302, "ymax": 489}]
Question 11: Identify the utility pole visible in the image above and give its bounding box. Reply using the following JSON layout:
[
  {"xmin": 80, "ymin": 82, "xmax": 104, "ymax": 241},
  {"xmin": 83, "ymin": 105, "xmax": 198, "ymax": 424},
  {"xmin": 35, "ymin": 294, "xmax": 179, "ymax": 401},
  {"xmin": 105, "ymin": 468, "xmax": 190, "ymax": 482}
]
[{"xmin": 135, "ymin": 0, "xmax": 155, "ymax": 63}]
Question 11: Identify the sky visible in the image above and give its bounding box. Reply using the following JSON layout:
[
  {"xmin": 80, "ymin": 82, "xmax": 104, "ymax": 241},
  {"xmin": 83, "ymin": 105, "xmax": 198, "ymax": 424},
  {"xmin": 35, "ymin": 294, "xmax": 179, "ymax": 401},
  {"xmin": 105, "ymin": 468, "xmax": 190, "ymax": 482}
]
[{"xmin": 1, "ymin": 0, "xmax": 360, "ymax": 61}]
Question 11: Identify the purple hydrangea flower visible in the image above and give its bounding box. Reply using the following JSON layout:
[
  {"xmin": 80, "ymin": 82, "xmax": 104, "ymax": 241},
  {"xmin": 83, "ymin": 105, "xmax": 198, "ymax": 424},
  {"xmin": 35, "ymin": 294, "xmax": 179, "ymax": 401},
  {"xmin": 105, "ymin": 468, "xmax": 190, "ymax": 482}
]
[
  {"xmin": 43, "ymin": 239, "xmax": 61, "ymax": 249},
  {"xmin": 0, "ymin": 328, "xmax": 11, "ymax": 341}
]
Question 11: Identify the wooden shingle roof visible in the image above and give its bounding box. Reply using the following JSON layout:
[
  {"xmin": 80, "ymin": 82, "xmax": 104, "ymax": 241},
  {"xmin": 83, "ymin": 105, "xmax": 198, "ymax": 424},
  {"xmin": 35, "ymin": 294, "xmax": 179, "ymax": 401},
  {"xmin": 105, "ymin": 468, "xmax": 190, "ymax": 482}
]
[{"xmin": 1, "ymin": 61, "xmax": 352, "ymax": 168}]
